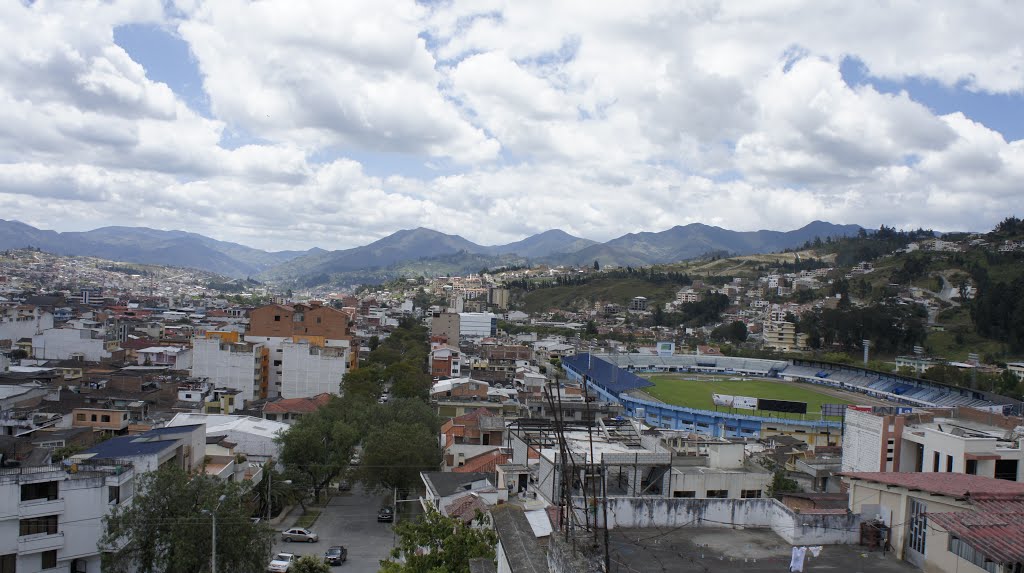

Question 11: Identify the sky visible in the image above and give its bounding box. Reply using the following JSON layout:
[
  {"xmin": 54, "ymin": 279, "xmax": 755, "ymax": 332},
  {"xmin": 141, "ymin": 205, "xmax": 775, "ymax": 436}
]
[{"xmin": 1, "ymin": 1, "xmax": 1022, "ymax": 252}]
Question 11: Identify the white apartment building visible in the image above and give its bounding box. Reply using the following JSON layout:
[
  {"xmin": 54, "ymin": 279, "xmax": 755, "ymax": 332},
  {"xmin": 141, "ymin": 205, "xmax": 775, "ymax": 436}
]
[
  {"xmin": 0, "ymin": 306, "xmax": 53, "ymax": 344},
  {"xmin": 191, "ymin": 338, "xmax": 267, "ymax": 405},
  {"xmin": 842, "ymin": 407, "xmax": 1023, "ymax": 481},
  {"xmin": 241, "ymin": 336, "xmax": 352, "ymax": 399},
  {"xmin": 0, "ymin": 459, "xmax": 135, "ymax": 573},
  {"xmin": 280, "ymin": 340, "xmax": 348, "ymax": 398},
  {"xmin": 1008, "ymin": 362, "xmax": 1024, "ymax": 381},
  {"xmin": 31, "ymin": 329, "xmax": 117, "ymax": 362},
  {"xmin": 675, "ymin": 288, "xmax": 702, "ymax": 304}
]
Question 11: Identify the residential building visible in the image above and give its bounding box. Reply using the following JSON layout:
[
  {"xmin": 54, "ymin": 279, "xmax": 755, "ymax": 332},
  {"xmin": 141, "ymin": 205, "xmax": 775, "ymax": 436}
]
[
  {"xmin": 842, "ymin": 407, "xmax": 1023, "ymax": 481},
  {"xmin": 74, "ymin": 424, "xmax": 207, "ymax": 474},
  {"xmin": 191, "ymin": 337, "xmax": 268, "ymax": 405},
  {"xmin": 487, "ymin": 287, "xmax": 510, "ymax": 310},
  {"xmin": 842, "ymin": 471, "xmax": 1024, "ymax": 571},
  {"xmin": 430, "ymin": 345, "xmax": 462, "ymax": 379},
  {"xmin": 762, "ymin": 321, "xmax": 806, "ymax": 352},
  {"xmin": 896, "ymin": 355, "xmax": 945, "ymax": 375},
  {"xmin": 628, "ymin": 296, "xmax": 648, "ymax": 311},
  {"xmin": 0, "ymin": 305, "xmax": 53, "ymax": 345},
  {"xmin": 261, "ymin": 393, "xmax": 332, "ymax": 424},
  {"xmin": 136, "ymin": 346, "xmax": 191, "ymax": 369},
  {"xmin": 419, "ymin": 471, "xmax": 498, "ymax": 512},
  {"xmin": 279, "ymin": 340, "xmax": 348, "ymax": 398},
  {"xmin": 0, "ymin": 458, "xmax": 135, "ymax": 573},
  {"xmin": 246, "ymin": 302, "xmax": 352, "ymax": 340},
  {"xmin": 70, "ymin": 408, "xmax": 131, "ymax": 435},
  {"xmin": 31, "ymin": 329, "xmax": 121, "ymax": 362},
  {"xmin": 430, "ymin": 312, "xmax": 460, "ymax": 342},
  {"xmin": 675, "ymin": 288, "xmax": 702, "ymax": 304}
]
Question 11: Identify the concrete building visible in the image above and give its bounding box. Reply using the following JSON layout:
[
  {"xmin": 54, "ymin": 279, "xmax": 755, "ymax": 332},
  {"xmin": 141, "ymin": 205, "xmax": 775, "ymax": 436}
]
[
  {"xmin": 488, "ymin": 287, "xmax": 510, "ymax": 310},
  {"xmin": 762, "ymin": 321, "xmax": 806, "ymax": 352},
  {"xmin": 191, "ymin": 337, "xmax": 269, "ymax": 405},
  {"xmin": 842, "ymin": 407, "xmax": 1023, "ymax": 482},
  {"xmin": 279, "ymin": 340, "xmax": 348, "ymax": 398},
  {"xmin": 430, "ymin": 345, "xmax": 462, "ymax": 379},
  {"xmin": 0, "ymin": 305, "xmax": 53, "ymax": 345},
  {"xmin": 842, "ymin": 472, "xmax": 1024, "ymax": 571},
  {"xmin": 430, "ymin": 312, "xmax": 461, "ymax": 342},
  {"xmin": 246, "ymin": 302, "xmax": 353, "ymax": 340},
  {"xmin": 136, "ymin": 346, "xmax": 191, "ymax": 369},
  {"xmin": 458, "ymin": 312, "xmax": 497, "ymax": 338},
  {"xmin": 628, "ymin": 296, "xmax": 648, "ymax": 311},
  {"xmin": 31, "ymin": 329, "xmax": 119, "ymax": 362},
  {"xmin": 0, "ymin": 458, "xmax": 135, "ymax": 573},
  {"xmin": 74, "ymin": 424, "xmax": 207, "ymax": 475}
]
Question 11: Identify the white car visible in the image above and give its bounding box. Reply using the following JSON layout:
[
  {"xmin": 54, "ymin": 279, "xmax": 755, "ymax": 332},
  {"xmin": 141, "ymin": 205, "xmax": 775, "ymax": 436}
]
[
  {"xmin": 282, "ymin": 527, "xmax": 319, "ymax": 542},
  {"xmin": 267, "ymin": 553, "xmax": 295, "ymax": 573}
]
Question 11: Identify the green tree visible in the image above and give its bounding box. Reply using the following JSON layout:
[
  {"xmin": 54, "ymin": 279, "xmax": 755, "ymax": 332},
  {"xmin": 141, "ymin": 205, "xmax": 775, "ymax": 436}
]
[
  {"xmin": 766, "ymin": 470, "xmax": 800, "ymax": 497},
  {"xmin": 291, "ymin": 555, "xmax": 330, "ymax": 573},
  {"xmin": 277, "ymin": 398, "xmax": 360, "ymax": 503},
  {"xmin": 379, "ymin": 510, "xmax": 497, "ymax": 573},
  {"xmin": 101, "ymin": 467, "xmax": 272, "ymax": 573},
  {"xmin": 593, "ymin": 259, "xmax": 600, "ymax": 271},
  {"xmin": 360, "ymin": 419, "xmax": 441, "ymax": 492}
]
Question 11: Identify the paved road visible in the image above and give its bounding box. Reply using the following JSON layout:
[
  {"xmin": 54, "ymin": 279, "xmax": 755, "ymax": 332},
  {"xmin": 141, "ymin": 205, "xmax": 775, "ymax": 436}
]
[{"xmin": 271, "ymin": 485, "xmax": 395, "ymax": 573}]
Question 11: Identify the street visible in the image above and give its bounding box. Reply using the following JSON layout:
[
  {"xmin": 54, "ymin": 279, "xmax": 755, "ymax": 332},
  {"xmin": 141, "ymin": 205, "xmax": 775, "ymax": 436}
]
[{"xmin": 271, "ymin": 484, "xmax": 396, "ymax": 573}]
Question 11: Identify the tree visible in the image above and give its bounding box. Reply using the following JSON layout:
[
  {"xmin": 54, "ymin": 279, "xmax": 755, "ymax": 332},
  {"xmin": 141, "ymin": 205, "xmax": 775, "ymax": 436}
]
[
  {"xmin": 593, "ymin": 259, "xmax": 600, "ymax": 271},
  {"xmin": 380, "ymin": 510, "xmax": 497, "ymax": 573},
  {"xmin": 766, "ymin": 470, "xmax": 800, "ymax": 497},
  {"xmin": 291, "ymin": 555, "xmax": 330, "ymax": 573},
  {"xmin": 102, "ymin": 467, "xmax": 272, "ymax": 573},
  {"xmin": 360, "ymin": 419, "xmax": 441, "ymax": 492},
  {"xmin": 277, "ymin": 398, "xmax": 360, "ymax": 503}
]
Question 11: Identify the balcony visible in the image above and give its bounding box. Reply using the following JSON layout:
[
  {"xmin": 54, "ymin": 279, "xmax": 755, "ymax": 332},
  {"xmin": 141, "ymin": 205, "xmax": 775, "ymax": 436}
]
[
  {"xmin": 18, "ymin": 532, "xmax": 65, "ymax": 554},
  {"xmin": 19, "ymin": 497, "xmax": 65, "ymax": 518}
]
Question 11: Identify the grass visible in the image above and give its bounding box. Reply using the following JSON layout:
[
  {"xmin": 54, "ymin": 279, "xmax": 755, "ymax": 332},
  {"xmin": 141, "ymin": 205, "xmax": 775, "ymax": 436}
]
[
  {"xmin": 521, "ymin": 277, "xmax": 681, "ymax": 313},
  {"xmin": 294, "ymin": 509, "xmax": 321, "ymax": 529},
  {"xmin": 643, "ymin": 374, "xmax": 853, "ymax": 417}
]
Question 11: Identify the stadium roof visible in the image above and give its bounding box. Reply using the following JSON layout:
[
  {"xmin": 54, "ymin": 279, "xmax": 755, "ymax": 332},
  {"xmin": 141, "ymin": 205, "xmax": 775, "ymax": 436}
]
[{"xmin": 563, "ymin": 353, "xmax": 653, "ymax": 394}]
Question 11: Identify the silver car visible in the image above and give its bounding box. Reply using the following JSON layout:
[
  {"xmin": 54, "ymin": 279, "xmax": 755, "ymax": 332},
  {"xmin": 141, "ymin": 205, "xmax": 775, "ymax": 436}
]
[{"xmin": 281, "ymin": 527, "xmax": 319, "ymax": 543}]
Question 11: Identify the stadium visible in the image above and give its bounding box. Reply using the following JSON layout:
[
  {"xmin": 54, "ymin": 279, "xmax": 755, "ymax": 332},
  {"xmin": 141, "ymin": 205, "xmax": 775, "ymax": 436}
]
[{"xmin": 562, "ymin": 352, "xmax": 1016, "ymax": 442}]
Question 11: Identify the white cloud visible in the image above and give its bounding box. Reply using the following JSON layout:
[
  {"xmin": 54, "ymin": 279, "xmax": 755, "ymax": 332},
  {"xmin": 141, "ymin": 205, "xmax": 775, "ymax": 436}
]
[{"xmin": 0, "ymin": 0, "xmax": 1022, "ymax": 253}]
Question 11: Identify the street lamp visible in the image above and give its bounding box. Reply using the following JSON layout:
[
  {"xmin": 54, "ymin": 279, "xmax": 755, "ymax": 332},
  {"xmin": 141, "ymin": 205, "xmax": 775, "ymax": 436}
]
[{"xmin": 202, "ymin": 494, "xmax": 226, "ymax": 573}]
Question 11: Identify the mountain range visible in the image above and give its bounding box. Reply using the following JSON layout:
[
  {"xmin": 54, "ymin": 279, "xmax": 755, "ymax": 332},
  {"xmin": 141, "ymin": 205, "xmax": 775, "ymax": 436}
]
[{"xmin": 0, "ymin": 219, "xmax": 863, "ymax": 285}]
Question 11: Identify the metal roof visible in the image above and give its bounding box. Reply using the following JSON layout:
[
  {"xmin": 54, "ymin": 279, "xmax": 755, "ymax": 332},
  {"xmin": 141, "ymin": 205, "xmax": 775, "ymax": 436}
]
[{"xmin": 930, "ymin": 498, "xmax": 1024, "ymax": 565}]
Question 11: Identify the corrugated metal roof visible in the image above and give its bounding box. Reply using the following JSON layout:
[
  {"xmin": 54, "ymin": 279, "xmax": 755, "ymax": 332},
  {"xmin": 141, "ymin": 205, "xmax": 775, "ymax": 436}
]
[{"xmin": 930, "ymin": 497, "xmax": 1024, "ymax": 565}]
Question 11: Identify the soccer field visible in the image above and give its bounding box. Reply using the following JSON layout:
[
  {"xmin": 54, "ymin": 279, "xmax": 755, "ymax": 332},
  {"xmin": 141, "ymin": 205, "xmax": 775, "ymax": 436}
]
[{"xmin": 642, "ymin": 374, "xmax": 853, "ymax": 415}]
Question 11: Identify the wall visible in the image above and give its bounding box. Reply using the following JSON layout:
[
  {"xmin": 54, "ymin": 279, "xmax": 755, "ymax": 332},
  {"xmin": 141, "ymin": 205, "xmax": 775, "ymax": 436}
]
[
  {"xmin": 31, "ymin": 328, "xmax": 110, "ymax": 362},
  {"xmin": 191, "ymin": 338, "xmax": 263, "ymax": 404},
  {"xmin": 280, "ymin": 341, "xmax": 348, "ymax": 399},
  {"xmin": 841, "ymin": 409, "xmax": 884, "ymax": 472},
  {"xmin": 592, "ymin": 497, "xmax": 860, "ymax": 546}
]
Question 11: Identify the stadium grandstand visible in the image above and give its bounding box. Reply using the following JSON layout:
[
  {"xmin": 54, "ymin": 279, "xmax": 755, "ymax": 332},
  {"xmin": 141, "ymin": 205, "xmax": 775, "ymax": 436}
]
[{"xmin": 569, "ymin": 353, "xmax": 1013, "ymax": 411}]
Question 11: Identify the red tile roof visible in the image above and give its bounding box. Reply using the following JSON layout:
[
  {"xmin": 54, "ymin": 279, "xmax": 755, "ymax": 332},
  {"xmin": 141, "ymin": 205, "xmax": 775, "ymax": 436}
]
[
  {"xmin": 454, "ymin": 449, "xmax": 511, "ymax": 474},
  {"xmin": 840, "ymin": 472, "xmax": 1024, "ymax": 498},
  {"xmin": 262, "ymin": 393, "xmax": 333, "ymax": 414},
  {"xmin": 929, "ymin": 497, "xmax": 1024, "ymax": 565},
  {"xmin": 444, "ymin": 494, "xmax": 488, "ymax": 523}
]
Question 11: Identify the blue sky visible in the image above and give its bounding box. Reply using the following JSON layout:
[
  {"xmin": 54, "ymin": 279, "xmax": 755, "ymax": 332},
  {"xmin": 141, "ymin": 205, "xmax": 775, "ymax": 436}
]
[{"xmin": 1, "ymin": 1, "xmax": 1022, "ymax": 251}]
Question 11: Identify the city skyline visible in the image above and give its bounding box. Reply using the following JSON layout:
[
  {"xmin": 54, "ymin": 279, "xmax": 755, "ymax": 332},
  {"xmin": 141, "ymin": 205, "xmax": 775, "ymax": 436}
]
[{"xmin": 1, "ymin": 1, "xmax": 1022, "ymax": 251}]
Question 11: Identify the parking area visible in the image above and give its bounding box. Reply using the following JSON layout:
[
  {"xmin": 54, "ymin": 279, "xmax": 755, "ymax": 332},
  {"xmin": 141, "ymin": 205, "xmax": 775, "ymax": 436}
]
[{"xmin": 270, "ymin": 484, "xmax": 397, "ymax": 573}]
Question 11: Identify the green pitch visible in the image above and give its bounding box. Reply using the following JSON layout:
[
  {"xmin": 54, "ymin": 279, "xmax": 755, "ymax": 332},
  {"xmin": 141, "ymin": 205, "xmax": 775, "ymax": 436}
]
[{"xmin": 643, "ymin": 374, "xmax": 854, "ymax": 414}]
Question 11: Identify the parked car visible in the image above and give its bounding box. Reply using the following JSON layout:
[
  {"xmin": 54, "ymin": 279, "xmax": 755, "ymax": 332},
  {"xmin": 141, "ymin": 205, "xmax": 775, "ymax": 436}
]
[
  {"xmin": 336, "ymin": 479, "xmax": 351, "ymax": 491},
  {"xmin": 377, "ymin": 506, "xmax": 394, "ymax": 522},
  {"xmin": 267, "ymin": 553, "xmax": 295, "ymax": 572},
  {"xmin": 324, "ymin": 546, "xmax": 348, "ymax": 565},
  {"xmin": 282, "ymin": 527, "xmax": 319, "ymax": 542}
]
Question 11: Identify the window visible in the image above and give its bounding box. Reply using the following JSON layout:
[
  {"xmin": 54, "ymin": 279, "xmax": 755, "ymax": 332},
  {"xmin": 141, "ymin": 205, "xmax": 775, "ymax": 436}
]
[
  {"xmin": 947, "ymin": 455, "xmax": 954, "ymax": 472},
  {"xmin": 274, "ymin": 315, "xmax": 281, "ymax": 321},
  {"xmin": 108, "ymin": 485, "xmax": 120, "ymax": 505},
  {"xmin": 949, "ymin": 535, "xmax": 999, "ymax": 573},
  {"xmin": 966, "ymin": 460, "xmax": 977, "ymax": 475},
  {"xmin": 90, "ymin": 414, "xmax": 97, "ymax": 422},
  {"xmin": 101, "ymin": 415, "xmax": 110, "ymax": 423},
  {"xmin": 316, "ymin": 317, "xmax": 322, "ymax": 324},
  {"xmin": 75, "ymin": 413, "xmax": 86, "ymax": 421},
  {"xmin": 41, "ymin": 550, "xmax": 57, "ymax": 570},
  {"xmin": 0, "ymin": 554, "xmax": 14, "ymax": 573},
  {"xmin": 741, "ymin": 490, "xmax": 762, "ymax": 499},
  {"xmin": 706, "ymin": 490, "xmax": 728, "ymax": 498},
  {"xmin": 21, "ymin": 481, "xmax": 59, "ymax": 502},
  {"xmin": 673, "ymin": 491, "xmax": 696, "ymax": 498},
  {"xmin": 19, "ymin": 515, "xmax": 58, "ymax": 536},
  {"xmin": 933, "ymin": 452, "xmax": 940, "ymax": 472}
]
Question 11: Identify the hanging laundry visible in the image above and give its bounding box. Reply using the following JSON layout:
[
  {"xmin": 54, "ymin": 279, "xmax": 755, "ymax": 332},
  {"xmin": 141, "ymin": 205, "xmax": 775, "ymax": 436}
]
[
  {"xmin": 808, "ymin": 546, "xmax": 823, "ymax": 558},
  {"xmin": 789, "ymin": 546, "xmax": 807, "ymax": 572}
]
